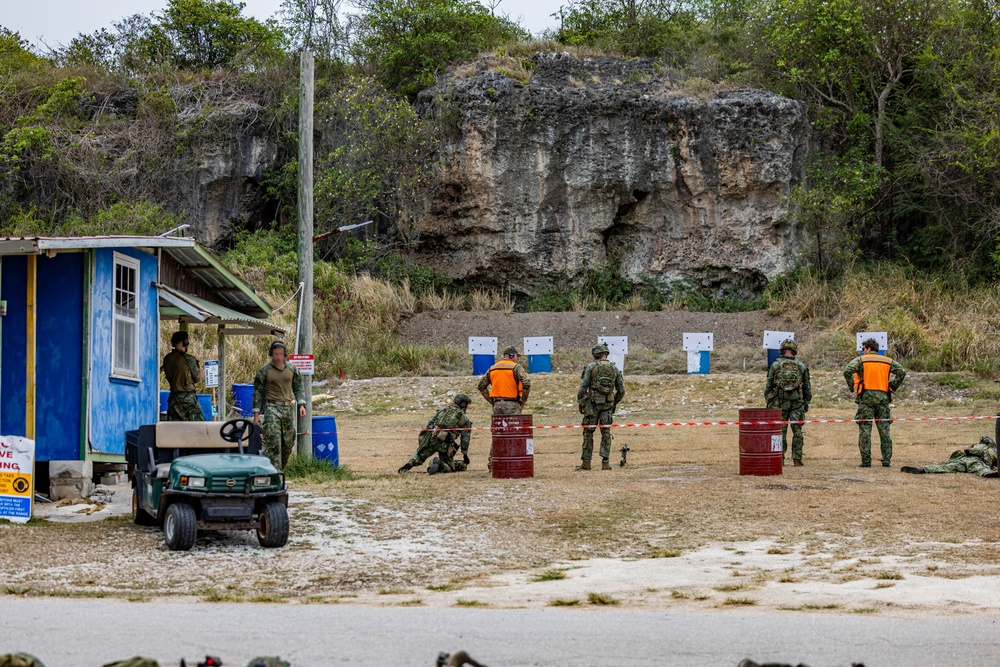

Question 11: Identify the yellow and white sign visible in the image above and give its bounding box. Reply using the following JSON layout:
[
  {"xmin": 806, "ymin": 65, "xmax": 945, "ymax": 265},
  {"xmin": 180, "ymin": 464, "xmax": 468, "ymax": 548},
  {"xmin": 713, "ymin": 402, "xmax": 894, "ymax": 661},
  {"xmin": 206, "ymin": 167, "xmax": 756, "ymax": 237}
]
[{"xmin": 0, "ymin": 436, "xmax": 34, "ymax": 524}]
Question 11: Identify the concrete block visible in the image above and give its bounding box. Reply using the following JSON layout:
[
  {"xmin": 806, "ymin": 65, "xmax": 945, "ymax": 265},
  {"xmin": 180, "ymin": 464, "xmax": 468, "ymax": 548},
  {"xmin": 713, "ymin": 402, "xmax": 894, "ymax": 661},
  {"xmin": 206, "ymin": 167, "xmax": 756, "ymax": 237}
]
[{"xmin": 49, "ymin": 460, "xmax": 94, "ymax": 501}]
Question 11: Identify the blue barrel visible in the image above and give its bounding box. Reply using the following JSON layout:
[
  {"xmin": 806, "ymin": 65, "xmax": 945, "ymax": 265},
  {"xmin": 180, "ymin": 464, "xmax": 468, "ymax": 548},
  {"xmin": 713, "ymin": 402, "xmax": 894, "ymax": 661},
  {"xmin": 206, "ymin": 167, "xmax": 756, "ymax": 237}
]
[
  {"xmin": 527, "ymin": 354, "xmax": 552, "ymax": 373},
  {"xmin": 472, "ymin": 354, "xmax": 494, "ymax": 376},
  {"xmin": 196, "ymin": 394, "xmax": 213, "ymax": 421},
  {"xmin": 159, "ymin": 390, "xmax": 169, "ymax": 415},
  {"xmin": 767, "ymin": 349, "xmax": 780, "ymax": 368},
  {"xmin": 312, "ymin": 416, "xmax": 339, "ymax": 466},
  {"xmin": 232, "ymin": 383, "xmax": 254, "ymax": 417}
]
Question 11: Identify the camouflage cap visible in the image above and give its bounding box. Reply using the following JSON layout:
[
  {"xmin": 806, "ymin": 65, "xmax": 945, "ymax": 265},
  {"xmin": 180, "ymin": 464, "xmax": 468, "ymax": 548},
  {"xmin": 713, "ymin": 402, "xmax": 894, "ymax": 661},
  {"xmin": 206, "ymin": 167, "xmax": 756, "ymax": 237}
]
[
  {"xmin": 246, "ymin": 658, "xmax": 290, "ymax": 667},
  {"xmin": 780, "ymin": 339, "xmax": 798, "ymax": 354},
  {"xmin": 453, "ymin": 392, "xmax": 472, "ymax": 407},
  {"xmin": 592, "ymin": 343, "xmax": 610, "ymax": 359},
  {"xmin": 502, "ymin": 346, "xmax": 519, "ymax": 357},
  {"xmin": 0, "ymin": 654, "xmax": 46, "ymax": 667},
  {"xmin": 979, "ymin": 436, "xmax": 997, "ymax": 447}
]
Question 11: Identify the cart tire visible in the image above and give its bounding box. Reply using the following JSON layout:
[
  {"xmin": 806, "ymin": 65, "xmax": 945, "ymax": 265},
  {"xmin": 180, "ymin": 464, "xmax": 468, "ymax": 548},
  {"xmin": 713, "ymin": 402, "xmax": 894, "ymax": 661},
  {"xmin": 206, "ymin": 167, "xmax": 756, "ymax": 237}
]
[
  {"xmin": 163, "ymin": 502, "xmax": 197, "ymax": 551},
  {"xmin": 257, "ymin": 501, "xmax": 289, "ymax": 548},
  {"xmin": 132, "ymin": 484, "xmax": 157, "ymax": 526}
]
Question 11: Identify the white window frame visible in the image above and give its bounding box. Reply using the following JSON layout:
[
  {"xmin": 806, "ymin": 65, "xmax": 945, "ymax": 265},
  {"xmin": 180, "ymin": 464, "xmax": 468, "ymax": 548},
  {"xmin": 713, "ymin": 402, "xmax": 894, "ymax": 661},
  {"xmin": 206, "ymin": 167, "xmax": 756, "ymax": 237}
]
[{"xmin": 111, "ymin": 252, "xmax": 141, "ymax": 380}]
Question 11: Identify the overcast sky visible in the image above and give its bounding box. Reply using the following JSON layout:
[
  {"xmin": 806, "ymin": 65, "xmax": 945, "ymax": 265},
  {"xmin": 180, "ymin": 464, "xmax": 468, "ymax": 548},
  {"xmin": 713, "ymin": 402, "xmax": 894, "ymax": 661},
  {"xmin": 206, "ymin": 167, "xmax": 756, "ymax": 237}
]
[{"xmin": 3, "ymin": 0, "xmax": 563, "ymax": 49}]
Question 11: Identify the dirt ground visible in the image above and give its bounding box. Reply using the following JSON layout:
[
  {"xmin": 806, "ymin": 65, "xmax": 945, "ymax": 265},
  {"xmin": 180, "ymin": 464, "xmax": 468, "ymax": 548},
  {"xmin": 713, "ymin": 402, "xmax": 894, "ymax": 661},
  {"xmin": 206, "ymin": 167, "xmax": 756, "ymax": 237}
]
[
  {"xmin": 3, "ymin": 371, "xmax": 1000, "ymax": 617},
  {"xmin": 396, "ymin": 309, "xmax": 804, "ymax": 351}
]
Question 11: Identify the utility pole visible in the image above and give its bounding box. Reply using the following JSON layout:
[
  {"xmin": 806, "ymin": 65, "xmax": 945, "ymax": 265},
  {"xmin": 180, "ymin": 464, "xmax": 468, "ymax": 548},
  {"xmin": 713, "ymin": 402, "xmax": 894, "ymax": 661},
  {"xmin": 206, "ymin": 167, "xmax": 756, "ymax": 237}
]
[{"xmin": 296, "ymin": 50, "xmax": 315, "ymax": 460}]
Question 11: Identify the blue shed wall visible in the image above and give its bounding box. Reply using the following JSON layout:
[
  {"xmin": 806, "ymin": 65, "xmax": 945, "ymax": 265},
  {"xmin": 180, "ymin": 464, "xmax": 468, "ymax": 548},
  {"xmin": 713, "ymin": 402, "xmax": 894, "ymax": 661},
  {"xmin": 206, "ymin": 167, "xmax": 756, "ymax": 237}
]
[
  {"xmin": 35, "ymin": 253, "xmax": 84, "ymax": 461},
  {"xmin": 0, "ymin": 256, "xmax": 27, "ymax": 437},
  {"xmin": 88, "ymin": 248, "xmax": 159, "ymax": 456}
]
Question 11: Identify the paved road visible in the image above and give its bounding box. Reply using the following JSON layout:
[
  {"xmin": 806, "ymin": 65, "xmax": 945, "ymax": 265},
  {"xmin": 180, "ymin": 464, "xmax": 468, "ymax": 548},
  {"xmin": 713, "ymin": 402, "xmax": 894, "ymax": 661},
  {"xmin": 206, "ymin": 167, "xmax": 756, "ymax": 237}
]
[{"xmin": 3, "ymin": 598, "xmax": 999, "ymax": 666}]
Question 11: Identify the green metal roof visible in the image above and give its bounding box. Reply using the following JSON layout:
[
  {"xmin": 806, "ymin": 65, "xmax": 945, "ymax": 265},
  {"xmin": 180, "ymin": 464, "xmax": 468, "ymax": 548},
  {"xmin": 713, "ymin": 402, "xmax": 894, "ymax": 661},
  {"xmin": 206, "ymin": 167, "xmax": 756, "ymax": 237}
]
[{"xmin": 157, "ymin": 284, "xmax": 285, "ymax": 336}]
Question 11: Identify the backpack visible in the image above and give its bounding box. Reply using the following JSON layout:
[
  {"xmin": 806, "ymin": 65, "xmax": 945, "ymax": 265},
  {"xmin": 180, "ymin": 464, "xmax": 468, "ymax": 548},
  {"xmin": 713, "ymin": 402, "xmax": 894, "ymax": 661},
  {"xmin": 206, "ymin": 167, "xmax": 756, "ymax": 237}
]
[
  {"xmin": 590, "ymin": 360, "xmax": 618, "ymax": 404},
  {"xmin": 773, "ymin": 358, "xmax": 803, "ymax": 394}
]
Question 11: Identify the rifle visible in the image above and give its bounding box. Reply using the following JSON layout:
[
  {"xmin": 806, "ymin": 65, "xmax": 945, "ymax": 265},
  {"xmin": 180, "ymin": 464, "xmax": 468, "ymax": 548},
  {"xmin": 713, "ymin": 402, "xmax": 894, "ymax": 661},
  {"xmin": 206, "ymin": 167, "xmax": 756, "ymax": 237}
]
[{"xmin": 619, "ymin": 444, "xmax": 630, "ymax": 467}]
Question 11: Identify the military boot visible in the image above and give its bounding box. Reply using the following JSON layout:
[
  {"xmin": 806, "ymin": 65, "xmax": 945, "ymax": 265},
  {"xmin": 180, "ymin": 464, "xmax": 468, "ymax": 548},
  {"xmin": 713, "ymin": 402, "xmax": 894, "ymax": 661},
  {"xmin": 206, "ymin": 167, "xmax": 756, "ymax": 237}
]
[
  {"xmin": 793, "ymin": 460, "xmax": 804, "ymax": 467},
  {"xmin": 901, "ymin": 466, "xmax": 925, "ymax": 474},
  {"xmin": 601, "ymin": 458, "xmax": 612, "ymax": 470},
  {"xmin": 575, "ymin": 459, "xmax": 591, "ymax": 471},
  {"xmin": 427, "ymin": 457, "xmax": 441, "ymax": 475},
  {"xmin": 397, "ymin": 461, "xmax": 414, "ymax": 474}
]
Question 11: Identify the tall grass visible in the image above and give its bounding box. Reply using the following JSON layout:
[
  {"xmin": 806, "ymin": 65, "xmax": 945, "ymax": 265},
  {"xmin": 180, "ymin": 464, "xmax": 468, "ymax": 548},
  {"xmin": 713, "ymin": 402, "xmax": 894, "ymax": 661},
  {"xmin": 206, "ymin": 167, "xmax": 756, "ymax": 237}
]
[{"xmin": 768, "ymin": 265, "xmax": 1000, "ymax": 374}]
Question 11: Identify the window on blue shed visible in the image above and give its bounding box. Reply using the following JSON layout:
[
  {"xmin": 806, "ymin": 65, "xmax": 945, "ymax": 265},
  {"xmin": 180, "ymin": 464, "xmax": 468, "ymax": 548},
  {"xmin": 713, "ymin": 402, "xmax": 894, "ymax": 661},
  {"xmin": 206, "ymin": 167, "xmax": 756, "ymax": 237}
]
[{"xmin": 112, "ymin": 252, "xmax": 140, "ymax": 378}]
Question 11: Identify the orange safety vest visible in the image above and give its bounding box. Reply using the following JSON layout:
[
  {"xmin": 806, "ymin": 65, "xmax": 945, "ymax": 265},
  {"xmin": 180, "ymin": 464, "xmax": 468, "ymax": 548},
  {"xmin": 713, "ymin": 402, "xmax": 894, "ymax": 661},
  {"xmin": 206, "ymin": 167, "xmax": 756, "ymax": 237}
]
[
  {"xmin": 487, "ymin": 359, "xmax": 522, "ymax": 399},
  {"xmin": 854, "ymin": 354, "xmax": 893, "ymax": 394}
]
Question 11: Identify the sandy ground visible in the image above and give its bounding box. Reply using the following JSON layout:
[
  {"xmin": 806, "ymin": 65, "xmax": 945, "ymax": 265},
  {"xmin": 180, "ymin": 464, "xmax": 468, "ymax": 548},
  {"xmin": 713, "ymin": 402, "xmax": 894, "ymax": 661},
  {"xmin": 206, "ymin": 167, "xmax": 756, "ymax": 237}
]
[{"xmin": 3, "ymin": 371, "xmax": 1000, "ymax": 617}]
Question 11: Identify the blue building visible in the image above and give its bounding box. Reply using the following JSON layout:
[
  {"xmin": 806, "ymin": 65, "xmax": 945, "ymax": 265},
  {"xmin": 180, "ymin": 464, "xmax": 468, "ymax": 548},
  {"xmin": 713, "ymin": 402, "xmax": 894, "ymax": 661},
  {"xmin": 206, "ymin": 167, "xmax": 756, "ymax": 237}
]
[{"xmin": 0, "ymin": 235, "xmax": 282, "ymax": 497}]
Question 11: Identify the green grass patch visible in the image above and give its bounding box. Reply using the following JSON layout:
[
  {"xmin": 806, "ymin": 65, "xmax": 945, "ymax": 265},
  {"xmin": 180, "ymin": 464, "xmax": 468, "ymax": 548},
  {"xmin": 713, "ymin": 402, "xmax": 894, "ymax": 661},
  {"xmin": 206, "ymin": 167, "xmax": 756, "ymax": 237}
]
[
  {"xmin": 199, "ymin": 588, "xmax": 245, "ymax": 603},
  {"xmin": 248, "ymin": 594, "xmax": 288, "ymax": 603},
  {"xmin": 644, "ymin": 547, "xmax": 682, "ymax": 558},
  {"xmin": 874, "ymin": 571, "xmax": 904, "ymax": 580},
  {"xmin": 454, "ymin": 599, "xmax": 488, "ymax": 607},
  {"xmin": 852, "ymin": 607, "xmax": 878, "ymax": 614},
  {"xmin": 723, "ymin": 597, "xmax": 758, "ymax": 606},
  {"xmin": 284, "ymin": 457, "xmax": 356, "ymax": 482},
  {"xmin": 398, "ymin": 598, "xmax": 424, "ymax": 606},
  {"xmin": 531, "ymin": 568, "xmax": 568, "ymax": 582},
  {"xmin": 712, "ymin": 584, "xmax": 746, "ymax": 592},
  {"xmin": 779, "ymin": 603, "xmax": 840, "ymax": 611},
  {"xmin": 426, "ymin": 583, "xmax": 460, "ymax": 592},
  {"xmin": 549, "ymin": 598, "xmax": 581, "ymax": 606},
  {"xmin": 587, "ymin": 592, "xmax": 619, "ymax": 606}
]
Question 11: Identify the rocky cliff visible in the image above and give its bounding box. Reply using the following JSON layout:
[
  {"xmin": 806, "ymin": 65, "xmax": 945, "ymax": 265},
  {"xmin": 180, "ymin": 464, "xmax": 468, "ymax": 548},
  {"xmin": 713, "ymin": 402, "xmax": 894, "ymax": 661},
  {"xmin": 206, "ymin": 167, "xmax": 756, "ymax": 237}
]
[{"xmin": 416, "ymin": 54, "xmax": 809, "ymax": 292}]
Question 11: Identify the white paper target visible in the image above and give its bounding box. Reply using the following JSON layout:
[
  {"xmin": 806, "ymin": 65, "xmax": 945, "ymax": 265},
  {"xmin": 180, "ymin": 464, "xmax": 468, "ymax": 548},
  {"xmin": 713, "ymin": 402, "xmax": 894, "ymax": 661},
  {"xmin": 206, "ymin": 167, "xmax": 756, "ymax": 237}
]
[
  {"xmin": 771, "ymin": 435, "xmax": 782, "ymax": 453},
  {"xmin": 526, "ymin": 438, "xmax": 534, "ymax": 455},
  {"xmin": 682, "ymin": 332, "xmax": 714, "ymax": 351},
  {"xmin": 468, "ymin": 336, "xmax": 498, "ymax": 355},
  {"xmin": 523, "ymin": 336, "xmax": 554, "ymax": 355},
  {"xmin": 855, "ymin": 332, "xmax": 888, "ymax": 353},
  {"xmin": 763, "ymin": 331, "xmax": 795, "ymax": 349},
  {"xmin": 598, "ymin": 336, "xmax": 629, "ymax": 355}
]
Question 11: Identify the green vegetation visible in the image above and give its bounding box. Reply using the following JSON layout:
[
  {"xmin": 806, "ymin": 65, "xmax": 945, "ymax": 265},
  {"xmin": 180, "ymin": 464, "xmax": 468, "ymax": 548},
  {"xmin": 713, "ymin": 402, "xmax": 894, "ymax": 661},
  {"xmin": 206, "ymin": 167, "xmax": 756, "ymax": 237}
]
[
  {"xmin": 283, "ymin": 457, "xmax": 355, "ymax": 483},
  {"xmin": 531, "ymin": 568, "xmax": 569, "ymax": 582},
  {"xmin": 549, "ymin": 598, "xmax": 581, "ymax": 606},
  {"xmin": 587, "ymin": 592, "xmax": 620, "ymax": 605}
]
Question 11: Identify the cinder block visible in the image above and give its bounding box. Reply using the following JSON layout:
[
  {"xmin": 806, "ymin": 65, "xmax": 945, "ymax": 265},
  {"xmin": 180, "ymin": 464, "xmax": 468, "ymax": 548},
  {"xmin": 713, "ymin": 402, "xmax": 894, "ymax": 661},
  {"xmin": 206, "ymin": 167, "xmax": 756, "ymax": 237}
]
[
  {"xmin": 49, "ymin": 460, "xmax": 94, "ymax": 501},
  {"xmin": 100, "ymin": 473, "xmax": 128, "ymax": 486}
]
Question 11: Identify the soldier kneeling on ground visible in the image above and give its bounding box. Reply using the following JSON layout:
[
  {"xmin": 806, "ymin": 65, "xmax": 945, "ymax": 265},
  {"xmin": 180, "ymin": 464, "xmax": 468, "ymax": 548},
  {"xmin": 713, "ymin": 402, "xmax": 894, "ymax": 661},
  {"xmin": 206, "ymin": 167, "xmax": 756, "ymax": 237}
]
[
  {"xmin": 902, "ymin": 436, "xmax": 999, "ymax": 478},
  {"xmin": 398, "ymin": 393, "xmax": 473, "ymax": 475}
]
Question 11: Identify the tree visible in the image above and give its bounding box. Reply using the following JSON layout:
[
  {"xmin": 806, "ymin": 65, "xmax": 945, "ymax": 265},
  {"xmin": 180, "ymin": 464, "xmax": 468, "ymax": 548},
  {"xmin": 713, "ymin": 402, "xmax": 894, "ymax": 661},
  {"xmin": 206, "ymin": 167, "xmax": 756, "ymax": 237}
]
[
  {"xmin": 279, "ymin": 0, "xmax": 348, "ymax": 63},
  {"xmin": 555, "ymin": 0, "xmax": 698, "ymax": 60},
  {"xmin": 350, "ymin": 0, "xmax": 528, "ymax": 99},
  {"xmin": 155, "ymin": 0, "xmax": 286, "ymax": 70}
]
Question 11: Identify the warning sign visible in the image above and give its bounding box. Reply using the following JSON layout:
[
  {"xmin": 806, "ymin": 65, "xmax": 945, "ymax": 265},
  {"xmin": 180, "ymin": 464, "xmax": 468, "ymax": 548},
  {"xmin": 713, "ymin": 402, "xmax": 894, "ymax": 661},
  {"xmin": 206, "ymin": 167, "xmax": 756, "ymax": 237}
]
[
  {"xmin": 0, "ymin": 436, "xmax": 34, "ymax": 524},
  {"xmin": 203, "ymin": 360, "xmax": 219, "ymax": 388},
  {"xmin": 289, "ymin": 354, "xmax": 314, "ymax": 375}
]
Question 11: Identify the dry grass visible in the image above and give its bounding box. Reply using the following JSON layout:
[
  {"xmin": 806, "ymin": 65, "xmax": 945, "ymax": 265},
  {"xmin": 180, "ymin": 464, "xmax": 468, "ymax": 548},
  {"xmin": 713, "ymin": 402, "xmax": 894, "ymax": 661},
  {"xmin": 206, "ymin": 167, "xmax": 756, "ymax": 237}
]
[{"xmin": 768, "ymin": 265, "xmax": 1000, "ymax": 373}]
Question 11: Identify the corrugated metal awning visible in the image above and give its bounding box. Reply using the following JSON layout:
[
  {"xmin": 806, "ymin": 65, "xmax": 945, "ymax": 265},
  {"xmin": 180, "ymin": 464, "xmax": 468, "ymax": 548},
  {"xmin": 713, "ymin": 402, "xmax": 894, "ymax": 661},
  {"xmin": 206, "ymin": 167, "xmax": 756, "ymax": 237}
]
[
  {"xmin": 0, "ymin": 235, "xmax": 194, "ymax": 255},
  {"xmin": 160, "ymin": 243, "xmax": 272, "ymax": 319},
  {"xmin": 157, "ymin": 284, "xmax": 285, "ymax": 336}
]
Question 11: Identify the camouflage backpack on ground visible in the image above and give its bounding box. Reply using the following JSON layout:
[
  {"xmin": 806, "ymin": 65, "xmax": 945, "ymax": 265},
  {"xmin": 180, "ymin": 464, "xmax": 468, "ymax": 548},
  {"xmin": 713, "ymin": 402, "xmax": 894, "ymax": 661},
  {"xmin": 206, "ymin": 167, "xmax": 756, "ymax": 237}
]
[
  {"xmin": 773, "ymin": 358, "xmax": 803, "ymax": 395},
  {"xmin": 590, "ymin": 360, "xmax": 618, "ymax": 405}
]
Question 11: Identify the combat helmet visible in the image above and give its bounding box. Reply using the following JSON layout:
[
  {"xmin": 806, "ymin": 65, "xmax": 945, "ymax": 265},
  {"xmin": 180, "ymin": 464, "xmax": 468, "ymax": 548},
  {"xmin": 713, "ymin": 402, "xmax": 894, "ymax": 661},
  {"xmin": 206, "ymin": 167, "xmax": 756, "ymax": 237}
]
[
  {"xmin": 780, "ymin": 339, "xmax": 798, "ymax": 355},
  {"xmin": 453, "ymin": 392, "xmax": 472, "ymax": 408},
  {"xmin": 592, "ymin": 343, "xmax": 610, "ymax": 359}
]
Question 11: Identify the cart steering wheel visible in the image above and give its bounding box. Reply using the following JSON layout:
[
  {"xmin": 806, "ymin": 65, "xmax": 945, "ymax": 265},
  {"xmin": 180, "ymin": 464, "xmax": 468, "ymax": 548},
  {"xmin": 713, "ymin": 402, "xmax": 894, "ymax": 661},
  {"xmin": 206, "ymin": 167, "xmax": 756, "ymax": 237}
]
[{"xmin": 220, "ymin": 418, "xmax": 254, "ymax": 454}]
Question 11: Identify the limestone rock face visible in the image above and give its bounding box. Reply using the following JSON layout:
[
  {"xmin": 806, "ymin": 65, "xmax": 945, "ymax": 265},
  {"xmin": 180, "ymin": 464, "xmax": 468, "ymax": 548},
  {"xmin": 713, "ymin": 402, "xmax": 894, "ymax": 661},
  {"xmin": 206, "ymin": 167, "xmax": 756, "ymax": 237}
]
[
  {"xmin": 416, "ymin": 54, "xmax": 809, "ymax": 292},
  {"xmin": 174, "ymin": 102, "xmax": 278, "ymax": 246}
]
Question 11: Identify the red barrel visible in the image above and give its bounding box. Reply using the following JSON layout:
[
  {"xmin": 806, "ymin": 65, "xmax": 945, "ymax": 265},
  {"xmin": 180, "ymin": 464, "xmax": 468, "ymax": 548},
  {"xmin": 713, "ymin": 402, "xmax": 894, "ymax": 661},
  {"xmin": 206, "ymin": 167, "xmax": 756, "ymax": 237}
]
[
  {"xmin": 491, "ymin": 414, "xmax": 534, "ymax": 479},
  {"xmin": 739, "ymin": 408, "xmax": 783, "ymax": 476}
]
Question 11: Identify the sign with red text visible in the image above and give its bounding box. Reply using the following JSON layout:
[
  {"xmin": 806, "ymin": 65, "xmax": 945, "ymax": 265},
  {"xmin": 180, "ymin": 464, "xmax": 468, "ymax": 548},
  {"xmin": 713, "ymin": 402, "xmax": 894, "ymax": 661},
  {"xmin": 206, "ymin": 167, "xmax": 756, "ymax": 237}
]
[
  {"xmin": 0, "ymin": 436, "xmax": 34, "ymax": 524},
  {"xmin": 289, "ymin": 354, "xmax": 315, "ymax": 375}
]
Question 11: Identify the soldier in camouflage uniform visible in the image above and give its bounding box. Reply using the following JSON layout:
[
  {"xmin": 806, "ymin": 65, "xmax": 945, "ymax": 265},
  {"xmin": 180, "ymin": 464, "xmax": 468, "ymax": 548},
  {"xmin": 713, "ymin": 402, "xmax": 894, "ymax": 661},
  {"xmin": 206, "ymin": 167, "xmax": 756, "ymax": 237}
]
[
  {"xmin": 252, "ymin": 341, "xmax": 306, "ymax": 470},
  {"xmin": 843, "ymin": 338, "xmax": 907, "ymax": 467},
  {"xmin": 398, "ymin": 393, "xmax": 473, "ymax": 474},
  {"xmin": 162, "ymin": 331, "xmax": 204, "ymax": 421},
  {"xmin": 764, "ymin": 339, "xmax": 812, "ymax": 466},
  {"xmin": 902, "ymin": 436, "xmax": 999, "ymax": 477},
  {"xmin": 576, "ymin": 343, "xmax": 625, "ymax": 471},
  {"xmin": 477, "ymin": 346, "xmax": 531, "ymax": 470}
]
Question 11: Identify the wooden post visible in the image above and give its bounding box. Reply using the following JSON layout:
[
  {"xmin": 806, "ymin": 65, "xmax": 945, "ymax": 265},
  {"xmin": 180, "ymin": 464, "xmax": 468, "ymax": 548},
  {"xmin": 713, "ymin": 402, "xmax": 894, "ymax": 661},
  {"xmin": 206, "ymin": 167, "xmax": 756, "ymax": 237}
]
[
  {"xmin": 296, "ymin": 50, "xmax": 314, "ymax": 460},
  {"xmin": 217, "ymin": 324, "xmax": 226, "ymax": 421},
  {"xmin": 25, "ymin": 254, "xmax": 36, "ymax": 441}
]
